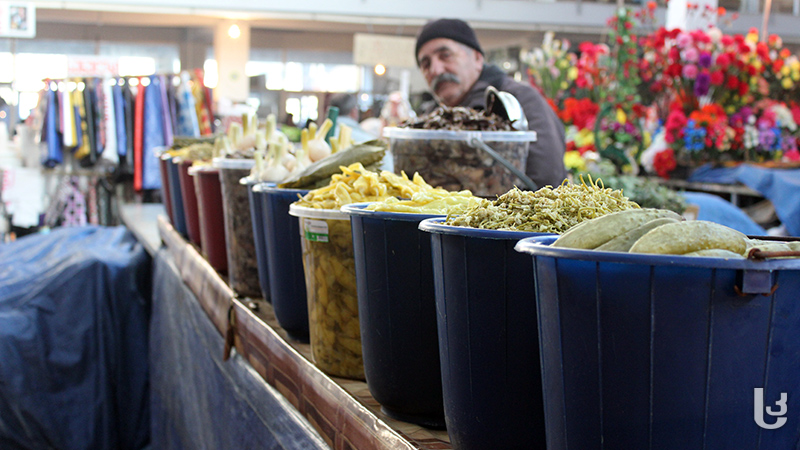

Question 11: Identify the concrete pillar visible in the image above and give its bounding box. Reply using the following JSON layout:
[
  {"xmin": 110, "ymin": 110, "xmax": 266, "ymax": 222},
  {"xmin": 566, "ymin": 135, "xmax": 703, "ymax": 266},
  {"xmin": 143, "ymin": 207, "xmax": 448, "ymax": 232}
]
[
  {"xmin": 213, "ymin": 20, "xmax": 250, "ymax": 106},
  {"xmin": 180, "ymin": 28, "xmax": 211, "ymax": 73}
]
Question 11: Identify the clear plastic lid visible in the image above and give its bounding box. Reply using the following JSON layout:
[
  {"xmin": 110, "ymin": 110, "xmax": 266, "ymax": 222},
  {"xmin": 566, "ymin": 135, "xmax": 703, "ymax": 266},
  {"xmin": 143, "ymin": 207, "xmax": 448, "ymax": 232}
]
[
  {"xmin": 212, "ymin": 157, "xmax": 256, "ymax": 170},
  {"xmin": 187, "ymin": 164, "xmax": 218, "ymax": 176},
  {"xmin": 383, "ymin": 127, "xmax": 537, "ymax": 142},
  {"xmin": 289, "ymin": 203, "xmax": 349, "ymax": 221}
]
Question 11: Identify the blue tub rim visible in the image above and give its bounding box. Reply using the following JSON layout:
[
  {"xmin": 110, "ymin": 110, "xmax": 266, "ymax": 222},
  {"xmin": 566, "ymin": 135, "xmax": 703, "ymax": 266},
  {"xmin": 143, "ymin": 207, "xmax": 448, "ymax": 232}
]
[
  {"xmin": 255, "ymin": 184, "xmax": 309, "ymax": 197},
  {"xmin": 515, "ymin": 235, "xmax": 800, "ymax": 271},
  {"xmin": 341, "ymin": 202, "xmax": 446, "ymax": 223},
  {"xmin": 418, "ymin": 217, "xmax": 555, "ymax": 240}
]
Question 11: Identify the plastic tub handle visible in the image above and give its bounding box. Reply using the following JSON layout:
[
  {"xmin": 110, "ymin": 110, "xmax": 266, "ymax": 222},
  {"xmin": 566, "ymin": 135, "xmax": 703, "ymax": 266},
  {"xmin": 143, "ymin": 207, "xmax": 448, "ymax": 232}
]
[
  {"xmin": 737, "ymin": 270, "xmax": 776, "ymax": 296},
  {"xmin": 468, "ymin": 136, "xmax": 538, "ymax": 191}
]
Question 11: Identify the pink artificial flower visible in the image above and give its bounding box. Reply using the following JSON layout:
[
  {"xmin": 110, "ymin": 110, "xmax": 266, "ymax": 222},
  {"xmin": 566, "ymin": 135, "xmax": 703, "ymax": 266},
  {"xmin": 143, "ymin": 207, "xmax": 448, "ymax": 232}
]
[
  {"xmin": 682, "ymin": 64, "xmax": 699, "ymax": 79},
  {"xmin": 676, "ymin": 32, "xmax": 693, "ymax": 48},
  {"xmin": 684, "ymin": 48, "xmax": 699, "ymax": 63}
]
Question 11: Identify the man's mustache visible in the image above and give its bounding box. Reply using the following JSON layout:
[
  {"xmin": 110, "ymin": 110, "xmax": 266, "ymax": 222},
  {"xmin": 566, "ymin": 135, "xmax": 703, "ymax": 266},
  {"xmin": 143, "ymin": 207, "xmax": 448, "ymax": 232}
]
[{"xmin": 432, "ymin": 73, "xmax": 460, "ymax": 92}]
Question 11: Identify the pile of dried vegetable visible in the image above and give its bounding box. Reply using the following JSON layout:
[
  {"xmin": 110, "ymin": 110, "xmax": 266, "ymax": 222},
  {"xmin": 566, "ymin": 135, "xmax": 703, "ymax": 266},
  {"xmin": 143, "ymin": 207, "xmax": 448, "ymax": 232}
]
[{"xmin": 445, "ymin": 177, "xmax": 640, "ymax": 233}]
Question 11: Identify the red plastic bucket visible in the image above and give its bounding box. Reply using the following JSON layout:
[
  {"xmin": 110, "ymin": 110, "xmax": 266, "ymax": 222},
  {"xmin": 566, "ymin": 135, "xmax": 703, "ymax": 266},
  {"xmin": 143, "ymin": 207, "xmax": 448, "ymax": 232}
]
[
  {"xmin": 177, "ymin": 158, "xmax": 202, "ymax": 249},
  {"xmin": 190, "ymin": 165, "xmax": 227, "ymax": 273}
]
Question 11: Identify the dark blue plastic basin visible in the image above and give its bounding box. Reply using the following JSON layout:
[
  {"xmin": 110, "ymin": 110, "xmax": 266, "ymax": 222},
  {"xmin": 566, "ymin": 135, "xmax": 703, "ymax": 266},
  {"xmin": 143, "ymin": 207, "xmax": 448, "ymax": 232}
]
[
  {"xmin": 343, "ymin": 203, "xmax": 446, "ymax": 429},
  {"xmin": 418, "ymin": 217, "xmax": 553, "ymax": 450},
  {"xmin": 157, "ymin": 151, "xmax": 175, "ymax": 226},
  {"xmin": 165, "ymin": 156, "xmax": 188, "ymax": 237},
  {"xmin": 259, "ymin": 185, "xmax": 309, "ymax": 342},
  {"xmin": 515, "ymin": 235, "xmax": 800, "ymax": 450},
  {"xmin": 248, "ymin": 180, "xmax": 273, "ymax": 303}
]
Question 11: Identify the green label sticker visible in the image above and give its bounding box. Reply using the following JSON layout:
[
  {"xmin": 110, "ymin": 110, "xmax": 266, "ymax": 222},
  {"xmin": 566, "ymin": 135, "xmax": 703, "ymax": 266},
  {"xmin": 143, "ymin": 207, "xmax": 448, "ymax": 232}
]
[{"xmin": 303, "ymin": 218, "xmax": 329, "ymax": 243}]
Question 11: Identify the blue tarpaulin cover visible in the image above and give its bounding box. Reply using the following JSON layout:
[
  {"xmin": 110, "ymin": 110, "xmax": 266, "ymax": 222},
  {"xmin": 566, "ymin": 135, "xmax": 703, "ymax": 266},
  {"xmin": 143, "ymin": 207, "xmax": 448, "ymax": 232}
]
[
  {"xmin": 0, "ymin": 226, "xmax": 151, "ymax": 450},
  {"xmin": 681, "ymin": 191, "xmax": 767, "ymax": 236},
  {"xmin": 689, "ymin": 164, "xmax": 800, "ymax": 236},
  {"xmin": 149, "ymin": 249, "xmax": 328, "ymax": 450}
]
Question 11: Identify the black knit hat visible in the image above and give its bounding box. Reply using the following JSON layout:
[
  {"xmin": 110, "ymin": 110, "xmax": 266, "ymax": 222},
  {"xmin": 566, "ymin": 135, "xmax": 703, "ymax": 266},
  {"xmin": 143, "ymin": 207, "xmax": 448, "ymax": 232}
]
[{"xmin": 415, "ymin": 18, "xmax": 483, "ymax": 65}]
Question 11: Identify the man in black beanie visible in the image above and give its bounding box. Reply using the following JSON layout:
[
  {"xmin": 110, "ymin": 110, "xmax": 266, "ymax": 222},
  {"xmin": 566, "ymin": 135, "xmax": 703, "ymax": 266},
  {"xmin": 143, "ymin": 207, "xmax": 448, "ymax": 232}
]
[{"xmin": 415, "ymin": 18, "xmax": 568, "ymax": 189}]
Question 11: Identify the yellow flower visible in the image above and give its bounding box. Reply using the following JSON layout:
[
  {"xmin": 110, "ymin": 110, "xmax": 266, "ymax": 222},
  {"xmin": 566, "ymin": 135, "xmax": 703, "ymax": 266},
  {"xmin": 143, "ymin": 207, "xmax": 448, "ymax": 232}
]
[
  {"xmin": 574, "ymin": 128, "xmax": 595, "ymax": 147},
  {"xmin": 558, "ymin": 59, "xmax": 570, "ymax": 69},
  {"xmin": 616, "ymin": 108, "xmax": 627, "ymax": 125},
  {"xmin": 752, "ymin": 60, "xmax": 762, "ymax": 71},
  {"xmin": 782, "ymin": 77, "xmax": 794, "ymax": 89},
  {"xmin": 746, "ymin": 32, "xmax": 759, "ymax": 44},
  {"xmin": 781, "ymin": 66, "xmax": 791, "ymax": 76},
  {"xmin": 564, "ymin": 151, "xmax": 586, "ymax": 172},
  {"xmin": 560, "ymin": 81, "xmax": 568, "ymax": 90},
  {"xmin": 792, "ymin": 70, "xmax": 800, "ymax": 81},
  {"xmin": 567, "ymin": 66, "xmax": 578, "ymax": 81}
]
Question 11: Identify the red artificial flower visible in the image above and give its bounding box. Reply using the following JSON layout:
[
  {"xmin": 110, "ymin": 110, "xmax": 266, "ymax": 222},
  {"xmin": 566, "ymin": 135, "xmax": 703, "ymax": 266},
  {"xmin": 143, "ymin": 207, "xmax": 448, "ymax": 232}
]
[
  {"xmin": 625, "ymin": 21, "xmax": 633, "ymax": 29},
  {"xmin": 780, "ymin": 48, "xmax": 791, "ymax": 59},
  {"xmin": 718, "ymin": 6, "xmax": 727, "ymax": 15},
  {"xmin": 653, "ymin": 149, "xmax": 677, "ymax": 179},
  {"xmin": 721, "ymin": 35, "xmax": 735, "ymax": 47},
  {"xmin": 664, "ymin": 109, "xmax": 688, "ymax": 143},
  {"xmin": 710, "ymin": 70, "xmax": 725, "ymax": 85},
  {"xmin": 666, "ymin": 63, "xmax": 683, "ymax": 77},
  {"xmin": 715, "ymin": 53, "xmax": 731, "ymax": 68},
  {"xmin": 668, "ymin": 47, "xmax": 681, "ymax": 62},
  {"xmin": 738, "ymin": 82, "xmax": 750, "ymax": 96},
  {"xmin": 773, "ymin": 59, "xmax": 784, "ymax": 72},
  {"xmin": 726, "ymin": 75, "xmax": 740, "ymax": 89},
  {"xmin": 756, "ymin": 42, "xmax": 770, "ymax": 60},
  {"xmin": 647, "ymin": 0, "xmax": 657, "ymax": 10}
]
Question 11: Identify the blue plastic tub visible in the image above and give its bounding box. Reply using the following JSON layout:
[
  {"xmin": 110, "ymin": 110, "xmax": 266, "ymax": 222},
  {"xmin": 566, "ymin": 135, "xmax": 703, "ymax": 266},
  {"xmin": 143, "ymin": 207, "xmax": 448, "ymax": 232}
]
[
  {"xmin": 343, "ymin": 203, "xmax": 446, "ymax": 429},
  {"xmin": 259, "ymin": 185, "xmax": 309, "ymax": 342},
  {"xmin": 262, "ymin": 184, "xmax": 308, "ymax": 342},
  {"xmin": 165, "ymin": 155, "xmax": 188, "ymax": 237},
  {"xmin": 248, "ymin": 180, "xmax": 273, "ymax": 303},
  {"xmin": 418, "ymin": 218, "xmax": 553, "ymax": 450},
  {"xmin": 515, "ymin": 235, "xmax": 800, "ymax": 450}
]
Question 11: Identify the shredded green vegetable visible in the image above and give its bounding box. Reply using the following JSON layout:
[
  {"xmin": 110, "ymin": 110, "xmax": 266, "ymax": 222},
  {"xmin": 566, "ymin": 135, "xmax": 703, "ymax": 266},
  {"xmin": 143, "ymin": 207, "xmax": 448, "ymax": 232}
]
[{"xmin": 445, "ymin": 176, "xmax": 640, "ymax": 233}]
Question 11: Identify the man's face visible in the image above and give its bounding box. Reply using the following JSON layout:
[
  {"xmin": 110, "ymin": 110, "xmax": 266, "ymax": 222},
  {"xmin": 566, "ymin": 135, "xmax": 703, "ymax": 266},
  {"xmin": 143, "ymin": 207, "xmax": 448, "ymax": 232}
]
[{"xmin": 417, "ymin": 38, "xmax": 484, "ymax": 107}]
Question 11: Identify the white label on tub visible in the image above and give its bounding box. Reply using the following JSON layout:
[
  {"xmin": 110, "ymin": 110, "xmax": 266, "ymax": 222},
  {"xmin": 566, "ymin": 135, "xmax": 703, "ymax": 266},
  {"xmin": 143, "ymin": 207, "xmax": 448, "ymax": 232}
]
[
  {"xmin": 754, "ymin": 388, "xmax": 788, "ymax": 429},
  {"xmin": 304, "ymin": 219, "xmax": 329, "ymax": 243}
]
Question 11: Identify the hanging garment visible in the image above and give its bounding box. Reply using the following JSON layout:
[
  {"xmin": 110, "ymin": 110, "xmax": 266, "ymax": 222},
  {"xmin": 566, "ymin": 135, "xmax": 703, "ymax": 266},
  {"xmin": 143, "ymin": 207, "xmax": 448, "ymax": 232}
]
[
  {"xmin": 133, "ymin": 79, "xmax": 145, "ymax": 191},
  {"xmin": 191, "ymin": 75, "xmax": 212, "ymax": 136},
  {"xmin": 94, "ymin": 78, "xmax": 106, "ymax": 159},
  {"xmin": 158, "ymin": 75, "xmax": 173, "ymax": 148},
  {"xmin": 166, "ymin": 76, "xmax": 179, "ymax": 138},
  {"xmin": 41, "ymin": 88, "xmax": 63, "ymax": 168},
  {"xmin": 87, "ymin": 177, "xmax": 99, "ymax": 225},
  {"xmin": 195, "ymin": 68, "xmax": 215, "ymax": 134},
  {"xmin": 60, "ymin": 85, "xmax": 77, "ymax": 149},
  {"xmin": 101, "ymin": 78, "xmax": 118, "ymax": 164},
  {"xmin": 175, "ymin": 72, "xmax": 200, "ymax": 137},
  {"xmin": 61, "ymin": 178, "xmax": 88, "ymax": 227},
  {"xmin": 113, "ymin": 82, "xmax": 127, "ymax": 159},
  {"xmin": 80, "ymin": 79, "xmax": 98, "ymax": 167},
  {"xmin": 72, "ymin": 86, "xmax": 91, "ymax": 161},
  {"xmin": 111, "ymin": 79, "xmax": 128, "ymax": 159},
  {"xmin": 142, "ymin": 75, "xmax": 165, "ymax": 190},
  {"xmin": 123, "ymin": 79, "xmax": 136, "ymax": 174}
]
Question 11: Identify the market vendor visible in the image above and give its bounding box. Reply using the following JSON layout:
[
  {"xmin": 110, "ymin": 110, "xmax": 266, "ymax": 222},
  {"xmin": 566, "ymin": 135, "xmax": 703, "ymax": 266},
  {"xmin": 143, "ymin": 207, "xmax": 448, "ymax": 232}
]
[{"xmin": 415, "ymin": 18, "xmax": 568, "ymax": 189}]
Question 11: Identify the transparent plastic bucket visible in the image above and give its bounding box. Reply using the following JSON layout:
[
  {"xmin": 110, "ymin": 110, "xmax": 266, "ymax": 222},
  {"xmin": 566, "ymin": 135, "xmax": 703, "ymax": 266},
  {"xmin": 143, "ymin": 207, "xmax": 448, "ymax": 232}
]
[{"xmin": 289, "ymin": 204, "xmax": 364, "ymax": 380}]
